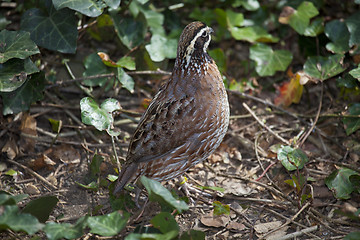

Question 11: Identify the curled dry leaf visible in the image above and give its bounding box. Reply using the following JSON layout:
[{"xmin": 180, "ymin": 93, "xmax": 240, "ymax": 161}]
[
  {"xmin": 28, "ymin": 154, "xmax": 56, "ymax": 171},
  {"xmin": 24, "ymin": 184, "xmax": 41, "ymax": 195},
  {"xmin": 278, "ymin": 6, "xmax": 295, "ymax": 24},
  {"xmin": 2, "ymin": 138, "xmax": 19, "ymax": 160},
  {"xmin": 200, "ymin": 212, "xmax": 230, "ymax": 228},
  {"xmin": 19, "ymin": 113, "xmax": 37, "ymax": 153},
  {"xmin": 51, "ymin": 144, "xmax": 81, "ymax": 165}
]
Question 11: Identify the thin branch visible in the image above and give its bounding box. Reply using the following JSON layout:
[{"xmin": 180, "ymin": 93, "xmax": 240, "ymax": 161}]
[{"xmin": 242, "ymin": 102, "xmax": 290, "ymax": 145}]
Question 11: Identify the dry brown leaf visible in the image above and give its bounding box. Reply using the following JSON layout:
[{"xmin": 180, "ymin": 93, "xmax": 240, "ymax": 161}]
[
  {"xmin": 2, "ymin": 138, "xmax": 19, "ymax": 160},
  {"xmin": 254, "ymin": 221, "xmax": 288, "ymax": 240},
  {"xmin": 24, "ymin": 184, "xmax": 40, "ymax": 195},
  {"xmin": 200, "ymin": 213, "xmax": 230, "ymax": 228},
  {"xmin": 51, "ymin": 145, "xmax": 81, "ymax": 165},
  {"xmin": 28, "ymin": 154, "xmax": 56, "ymax": 171},
  {"xmin": 19, "ymin": 113, "xmax": 37, "ymax": 152},
  {"xmin": 226, "ymin": 221, "xmax": 246, "ymax": 231},
  {"xmin": 278, "ymin": 6, "xmax": 295, "ymax": 24}
]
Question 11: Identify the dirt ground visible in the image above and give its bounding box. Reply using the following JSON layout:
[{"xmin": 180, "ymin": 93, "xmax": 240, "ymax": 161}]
[{"xmin": 1, "ymin": 39, "xmax": 360, "ymax": 239}]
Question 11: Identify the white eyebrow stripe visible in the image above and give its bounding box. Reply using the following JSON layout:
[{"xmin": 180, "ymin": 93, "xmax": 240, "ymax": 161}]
[{"xmin": 184, "ymin": 27, "xmax": 211, "ymax": 68}]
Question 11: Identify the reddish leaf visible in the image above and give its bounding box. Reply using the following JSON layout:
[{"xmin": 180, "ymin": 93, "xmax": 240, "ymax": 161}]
[{"xmin": 274, "ymin": 72, "xmax": 304, "ymax": 107}]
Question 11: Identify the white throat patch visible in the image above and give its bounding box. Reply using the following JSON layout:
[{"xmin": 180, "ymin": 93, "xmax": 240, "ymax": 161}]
[{"xmin": 184, "ymin": 27, "xmax": 212, "ymax": 68}]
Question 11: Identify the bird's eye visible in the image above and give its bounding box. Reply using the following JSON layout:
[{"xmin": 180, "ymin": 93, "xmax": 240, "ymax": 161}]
[{"xmin": 201, "ymin": 31, "xmax": 208, "ymax": 38}]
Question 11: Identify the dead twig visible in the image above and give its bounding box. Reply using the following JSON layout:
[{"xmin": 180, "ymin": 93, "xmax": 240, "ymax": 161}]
[
  {"xmin": 242, "ymin": 102, "xmax": 290, "ymax": 145},
  {"xmin": 299, "ymin": 82, "xmax": 324, "ymax": 147},
  {"xmin": 7, "ymin": 159, "xmax": 58, "ymax": 190}
]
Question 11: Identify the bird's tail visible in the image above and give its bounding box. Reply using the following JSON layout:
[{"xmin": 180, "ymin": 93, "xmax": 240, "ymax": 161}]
[{"xmin": 113, "ymin": 162, "xmax": 138, "ymax": 194}]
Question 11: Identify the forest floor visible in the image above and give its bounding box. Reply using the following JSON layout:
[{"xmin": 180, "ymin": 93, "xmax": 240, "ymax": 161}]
[{"xmin": 1, "ymin": 37, "xmax": 360, "ymax": 240}]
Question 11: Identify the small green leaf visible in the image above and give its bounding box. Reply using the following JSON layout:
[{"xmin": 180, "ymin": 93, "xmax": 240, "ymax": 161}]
[
  {"xmin": 20, "ymin": 1, "xmax": 78, "ymax": 53},
  {"xmin": 325, "ymin": 20, "xmax": 350, "ymax": 54},
  {"xmin": 232, "ymin": 0, "xmax": 260, "ymax": 11},
  {"xmin": 0, "ymin": 30, "xmax": 39, "ymax": 63},
  {"xmin": 195, "ymin": 185, "xmax": 225, "ymax": 193},
  {"xmin": 117, "ymin": 56, "xmax": 136, "ymax": 71},
  {"xmin": 0, "ymin": 205, "xmax": 44, "ymax": 235},
  {"xmin": 226, "ymin": 9, "xmax": 244, "ymax": 28},
  {"xmin": 101, "ymin": 98, "xmax": 122, "ymax": 114},
  {"xmin": 213, "ymin": 201, "xmax": 230, "ymax": 216},
  {"xmin": 151, "ymin": 212, "xmax": 179, "ymax": 234},
  {"xmin": 145, "ymin": 34, "xmax": 177, "ymax": 62},
  {"xmin": 342, "ymin": 103, "xmax": 360, "ymax": 135},
  {"xmin": 117, "ymin": 68, "xmax": 135, "ymax": 93},
  {"xmin": 277, "ymin": 146, "xmax": 309, "ymax": 171},
  {"xmin": 288, "ymin": 1, "xmax": 319, "ymax": 35},
  {"xmin": 0, "ymin": 58, "xmax": 39, "ymax": 92},
  {"xmin": 303, "ymin": 54, "xmax": 345, "ymax": 81},
  {"xmin": 44, "ymin": 216, "xmax": 87, "ymax": 240},
  {"xmin": 349, "ymin": 65, "xmax": 360, "ymax": 80},
  {"xmin": 4, "ymin": 169, "xmax": 19, "ymax": 177},
  {"xmin": 48, "ymin": 118, "xmax": 62, "ymax": 133},
  {"xmin": 87, "ymin": 211, "xmax": 129, "ymax": 236},
  {"xmin": 230, "ymin": 26, "xmax": 279, "ymax": 43},
  {"xmin": 53, "ymin": 0, "xmax": 105, "ymax": 17},
  {"xmin": 125, "ymin": 231, "xmax": 179, "ymax": 240},
  {"xmin": 346, "ymin": 11, "xmax": 360, "ymax": 47},
  {"xmin": 0, "ymin": 193, "xmax": 28, "ymax": 205},
  {"xmin": 304, "ymin": 17, "xmax": 324, "ymax": 37},
  {"xmin": 250, "ymin": 43, "xmax": 292, "ymax": 76},
  {"xmin": 325, "ymin": 168, "xmax": 360, "ymax": 199},
  {"xmin": 141, "ymin": 176, "xmax": 189, "ymax": 213},
  {"xmin": 76, "ymin": 181, "xmax": 98, "ymax": 190},
  {"xmin": 21, "ymin": 196, "xmax": 58, "ymax": 223},
  {"xmin": 80, "ymin": 97, "xmax": 120, "ymax": 131},
  {"xmin": 1, "ymin": 72, "xmax": 45, "ymax": 115}
]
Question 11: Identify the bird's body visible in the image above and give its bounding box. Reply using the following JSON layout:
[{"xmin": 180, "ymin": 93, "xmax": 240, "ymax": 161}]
[{"xmin": 114, "ymin": 22, "xmax": 229, "ymax": 193}]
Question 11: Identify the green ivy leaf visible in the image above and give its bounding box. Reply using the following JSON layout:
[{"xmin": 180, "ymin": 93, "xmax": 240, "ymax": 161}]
[
  {"xmin": 325, "ymin": 20, "xmax": 350, "ymax": 54},
  {"xmin": 277, "ymin": 146, "xmax": 309, "ymax": 171},
  {"xmin": 151, "ymin": 212, "xmax": 179, "ymax": 234},
  {"xmin": 83, "ymin": 53, "xmax": 113, "ymax": 87},
  {"xmin": 232, "ymin": 0, "xmax": 260, "ymax": 11},
  {"xmin": 0, "ymin": 58, "xmax": 39, "ymax": 92},
  {"xmin": 304, "ymin": 17, "xmax": 324, "ymax": 37},
  {"xmin": 230, "ymin": 26, "xmax": 279, "ymax": 43},
  {"xmin": 213, "ymin": 201, "xmax": 230, "ymax": 216},
  {"xmin": 44, "ymin": 216, "xmax": 87, "ymax": 240},
  {"xmin": 145, "ymin": 34, "xmax": 177, "ymax": 62},
  {"xmin": 20, "ymin": 1, "xmax": 78, "ymax": 53},
  {"xmin": 87, "ymin": 211, "xmax": 129, "ymax": 236},
  {"xmin": 21, "ymin": 196, "xmax": 58, "ymax": 223},
  {"xmin": 0, "ymin": 205, "xmax": 44, "ymax": 235},
  {"xmin": 117, "ymin": 56, "xmax": 136, "ymax": 71},
  {"xmin": 52, "ymin": 0, "xmax": 105, "ymax": 17},
  {"xmin": 346, "ymin": 11, "xmax": 360, "ymax": 47},
  {"xmin": 112, "ymin": 14, "xmax": 147, "ymax": 49},
  {"xmin": 0, "ymin": 13, "xmax": 11, "ymax": 30},
  {"xmin": 104, "ymin": 0, "xmax": 121, "ymax": 9},
  {"xmin": 288, "ymin": 1, "xmax": 319, "ymax": 35},
  {"xmin": 226, "ymin": 9, "xmax": 244, "ymax": 28},
  {"xmin": 1, "ymin": 72, "xmax": 45, "ymax": 115},
  {"xmin": 0, "ymin": 30, "xmax": 39, "ymax": 63},
  {"xmin": 125, "ymin": 231, "xmax": 179, "ymax": 240},
  {"xmin": 249, "ymin": 43, "xmax": 292, "ymax": 76},
  {"xmin": 325, "ymin": 168, "xmax": 360, "ymax": 199},
  {"xmin": 342, "ymin": 103, "xmax": 360, "ymax": 135},
  {"xmin": 141, "ymin": 176, "xmax": 189, "ymax": 213},
  {"xmin": 0, "ymin": 193, "xmax": 28, "ymax": 205},
  {"xmin": 303, "ymin": 54, "xmax": 345, "ymax": 81},
  {"xmin": 80, "ymin": 97, "xmax": 120, "ymax": 131},
  {"xmin": 349, "ymin": 65, "xmax": 360, "ymax": 80},
  {"xmin": 117, "ymin": 67, "xmax": 135, "ymax": 93}
]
